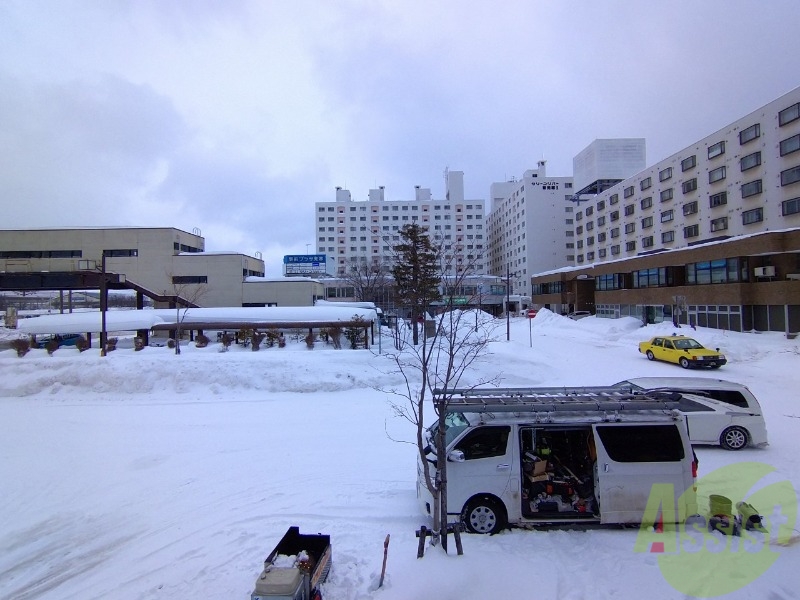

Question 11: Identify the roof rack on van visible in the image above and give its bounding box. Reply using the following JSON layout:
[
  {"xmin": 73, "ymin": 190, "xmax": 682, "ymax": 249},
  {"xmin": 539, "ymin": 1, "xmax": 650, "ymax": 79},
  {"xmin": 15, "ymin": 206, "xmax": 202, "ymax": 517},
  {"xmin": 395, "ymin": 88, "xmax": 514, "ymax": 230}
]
[{"xmin": 433, "ymin": 386, "xmax": 682, "ymax": 414}]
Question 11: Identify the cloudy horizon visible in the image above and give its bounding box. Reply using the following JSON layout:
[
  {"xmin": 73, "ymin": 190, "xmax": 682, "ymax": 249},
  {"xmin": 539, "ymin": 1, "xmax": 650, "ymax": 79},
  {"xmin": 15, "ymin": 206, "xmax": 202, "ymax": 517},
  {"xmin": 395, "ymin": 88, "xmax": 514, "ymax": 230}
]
[{"xmin": 1, "ymin": 0, "xmax": 798, "ymax": 274}]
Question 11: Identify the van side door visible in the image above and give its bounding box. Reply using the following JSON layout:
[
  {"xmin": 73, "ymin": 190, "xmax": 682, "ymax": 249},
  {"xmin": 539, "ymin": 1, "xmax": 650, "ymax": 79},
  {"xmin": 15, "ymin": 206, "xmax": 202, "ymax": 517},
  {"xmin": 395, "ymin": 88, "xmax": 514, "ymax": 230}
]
[
  {"xmin": 446, "ymin": 426, "xmax": 513, "ymax": 519},
  {"xmin": 592, "ymin": 423, "xmax": 693, "ymax": 524}
]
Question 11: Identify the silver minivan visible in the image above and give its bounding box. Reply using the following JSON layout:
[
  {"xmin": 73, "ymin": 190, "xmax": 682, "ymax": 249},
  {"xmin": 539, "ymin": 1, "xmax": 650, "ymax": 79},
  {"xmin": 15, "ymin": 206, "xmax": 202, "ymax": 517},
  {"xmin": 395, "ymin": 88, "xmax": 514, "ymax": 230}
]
[{"xmin": 417, "ymin": 387, "xmax": 699, "ymax": 534}]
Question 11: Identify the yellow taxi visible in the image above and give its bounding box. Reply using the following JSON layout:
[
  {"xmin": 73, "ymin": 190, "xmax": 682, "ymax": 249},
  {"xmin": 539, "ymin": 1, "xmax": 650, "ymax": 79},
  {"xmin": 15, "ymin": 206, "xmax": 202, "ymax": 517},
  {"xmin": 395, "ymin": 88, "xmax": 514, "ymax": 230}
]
[{"xmin": 638, "ymin": 335, "xmax": 727, "ymax": 369}]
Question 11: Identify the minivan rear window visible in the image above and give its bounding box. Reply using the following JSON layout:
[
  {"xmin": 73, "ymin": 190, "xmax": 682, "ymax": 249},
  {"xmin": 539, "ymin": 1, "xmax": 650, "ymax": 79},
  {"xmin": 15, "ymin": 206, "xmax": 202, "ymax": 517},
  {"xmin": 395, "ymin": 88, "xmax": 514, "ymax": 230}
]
[
  {"xmin": 700, "ymin": 390, "xmax": 749, "ymax": 409},
  {"xmin": 596, "ymin": 425, "xmax": 685, "ymax": 462}
]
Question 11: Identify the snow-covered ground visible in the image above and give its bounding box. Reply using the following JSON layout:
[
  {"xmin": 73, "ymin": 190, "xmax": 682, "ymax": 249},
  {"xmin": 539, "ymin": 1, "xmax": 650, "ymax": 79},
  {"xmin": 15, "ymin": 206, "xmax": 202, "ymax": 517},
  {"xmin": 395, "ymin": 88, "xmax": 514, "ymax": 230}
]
[{"xmin": 1, "ymin": 310, "xmax": 799, "ymax": 600}]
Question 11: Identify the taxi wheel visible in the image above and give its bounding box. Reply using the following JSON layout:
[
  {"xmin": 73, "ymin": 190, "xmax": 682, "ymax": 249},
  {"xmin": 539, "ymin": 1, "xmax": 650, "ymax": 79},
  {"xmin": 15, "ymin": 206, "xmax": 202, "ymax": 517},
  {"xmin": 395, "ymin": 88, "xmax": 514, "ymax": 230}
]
[
  {"xmin": 646, "ymin": 350, "xmax": 655, "ymax": 361},
  {"xmin": 679, "ymin": 357, "xmax": 691, "ymax": 369}
]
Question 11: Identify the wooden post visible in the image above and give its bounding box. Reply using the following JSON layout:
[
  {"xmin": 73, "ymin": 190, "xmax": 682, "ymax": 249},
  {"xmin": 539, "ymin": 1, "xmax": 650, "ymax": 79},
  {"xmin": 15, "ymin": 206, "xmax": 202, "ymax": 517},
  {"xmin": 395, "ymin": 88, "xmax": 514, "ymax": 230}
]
[
  {"xmin": 378, "ymin": 534, "xmax": 390, "ymax": 587},
  {"xmin": 416, "ymin": 526, "xmax": 427, "ymax": 558}
]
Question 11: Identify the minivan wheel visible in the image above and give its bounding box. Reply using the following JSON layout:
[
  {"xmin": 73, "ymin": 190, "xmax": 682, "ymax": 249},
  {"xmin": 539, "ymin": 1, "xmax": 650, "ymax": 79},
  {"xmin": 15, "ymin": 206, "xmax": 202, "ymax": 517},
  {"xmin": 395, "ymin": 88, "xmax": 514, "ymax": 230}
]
[
  {"xmin": 463, "ymin": 497, "xmax": 506, "ymax": 534},
  {"xmin": 720, "ymin": 426, "xmax": 748, "ymax": 450},
  {"xmin": 646, "ymin": 350, "xmax": 655, "ymax": 361},
  {"xmin": 679, "ymin": 357, "xmax": 691, "ymax": 369}
]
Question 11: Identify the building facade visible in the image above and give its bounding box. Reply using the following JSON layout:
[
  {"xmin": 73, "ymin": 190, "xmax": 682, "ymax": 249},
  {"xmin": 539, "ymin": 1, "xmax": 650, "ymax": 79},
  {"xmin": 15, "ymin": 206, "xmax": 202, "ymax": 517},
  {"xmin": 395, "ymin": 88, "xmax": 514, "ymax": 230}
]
[
  {"xmin": 485, "ymin": 161, "xmax": 574, "ymax": 298},
  {"xmin": 315, "ymin": 171, "xmax": 486, "ymax": 277},
  {"xmin": 570, "ymin": 86, "xmax": 800, "ymax": 267}
]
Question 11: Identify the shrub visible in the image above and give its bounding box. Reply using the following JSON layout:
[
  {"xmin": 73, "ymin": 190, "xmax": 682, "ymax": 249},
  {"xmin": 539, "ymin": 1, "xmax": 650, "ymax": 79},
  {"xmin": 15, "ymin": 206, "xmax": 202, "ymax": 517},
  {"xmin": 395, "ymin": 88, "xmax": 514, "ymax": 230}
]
[
  {"xmin": 133, "ymin": 337, "xmax": 144, "ymax": 351},
  {"xmin": 75, "ymin": 336, "xmax": 89, "ymax": 352},
  {"xmin": 278, "ymin": 333, "xmax": 286, "ymax": 348},
  {"xmin": 265, "ymin": 329, "xmax": 281, "ymax": 348},
  {"xmin": 328, "ymin": 326, "xmax": 342, "ymax": 349},
  {"xmin": 220, "ymin": 332, "xmax": 232, "ymax": 352},
  {"xmin": 195, "ymin": 334, "xmax": 210, "ymax": 348},
  {"xmin": 45, "ymin": 338, "xmax": 60, "ymax": 355},
  {"xmin": 251, "ymin": 331, "xmax": 265, "ymax": 351},
  {"xmin": 106, "ymin": 337, "xmax": 118, "ymax": 352},
  {"xmin": 345, "ymin": 315, "xmax": 367, "ymax": 349},
  {"xmin": 304, "ymin": 332, "xmax": 316, "ymax": 349},
  {"xmin": 10, "ymin": 338, "xmax": 30, "ymax": 357},
  {"xmin": 167, "ymin": 338, "xmax": 176, "ymax": 349}
]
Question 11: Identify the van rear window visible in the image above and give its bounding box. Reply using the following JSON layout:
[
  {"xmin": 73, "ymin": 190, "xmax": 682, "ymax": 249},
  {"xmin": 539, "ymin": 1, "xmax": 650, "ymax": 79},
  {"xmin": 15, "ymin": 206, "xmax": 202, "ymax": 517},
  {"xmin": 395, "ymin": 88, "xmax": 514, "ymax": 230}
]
[
  {"xmin": 701, "ymin": 390, "xmax": 749, "ymax": 408},
  {"xmin": 596, "ymin": 425, "xmax": 685, "ymax": 462}
]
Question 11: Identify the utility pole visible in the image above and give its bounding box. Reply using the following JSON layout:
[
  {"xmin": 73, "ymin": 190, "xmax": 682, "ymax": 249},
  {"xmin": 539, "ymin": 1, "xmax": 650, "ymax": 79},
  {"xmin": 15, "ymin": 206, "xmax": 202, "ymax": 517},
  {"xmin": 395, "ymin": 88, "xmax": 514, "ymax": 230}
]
[
  {"xmin": 100, "ymin": 252, "xmax": 107, "ymax": 357},
  {"xmin": 506, "ymin": 265, "xmax": 511, "ymax": 342}
]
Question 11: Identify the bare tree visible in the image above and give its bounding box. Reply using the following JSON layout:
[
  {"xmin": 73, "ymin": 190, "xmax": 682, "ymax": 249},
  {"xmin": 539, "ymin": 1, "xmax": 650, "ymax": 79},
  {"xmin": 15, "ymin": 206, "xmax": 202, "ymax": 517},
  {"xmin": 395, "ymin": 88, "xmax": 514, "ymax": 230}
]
[
  {"xmin": 382, "ymin": 231, "xmax": 498, "ymax": 552},
  {"xmin": 341, "ymin": 261, "xmax": 390, "ymax": 304},
  {"xmin": 166, "ymin": 275, "xmax": 208, "ymax": 355}
]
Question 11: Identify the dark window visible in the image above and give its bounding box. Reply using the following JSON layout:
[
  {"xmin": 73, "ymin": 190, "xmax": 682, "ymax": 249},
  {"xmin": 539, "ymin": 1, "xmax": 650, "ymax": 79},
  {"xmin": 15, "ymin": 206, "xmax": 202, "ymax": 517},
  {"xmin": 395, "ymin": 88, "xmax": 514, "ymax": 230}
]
[
  {"xmin": 624, "ymin": 204, "xmax": 635, "ymax": 216},
  {"xmin": 596, "ymin": 425, "xmax": 685, "ymax": 462},
  {"xmin": 709, "ymin": 166, "xmax": 726, "ymax": 183},
  {"xmin": 677, "ymin": 398, "xmax": 716, "ymax": 413},
  {"xmin": 740, "ymin": 152, "xmax": 761, "ymax": 171},
  {"xmin": 661, "ymin": 209, "xmax": 674, "ymax": 222},
  {"xmin": 624, "ymin": 186, "xmax": 635, "ymax": 198},
  {"xmin": 609, "ymin": 193, "xmax": 619, "ymax": 205},
  {"xmin": 682, "ymin": 178, "xmax": 698, "ymax": 194},
  {"xmin": 739, "ymin": 123, "xmax": 761, "ymax": 144},
  {"xmin": 683, "ymin": 201, "xmax": 698, "ymax": 216},
  {"xmin": 779, "ymin": 102, "xmax": 800, "ymax": 126},
  {"xmin": 681, "ymin": 155, "xmax": 697, "ymax": 171},
  {"xmin": 640, "ymin": 177, "xmax": 652, "ymax": 191},
  {"xmin": 662, "ymin": 230, "xmax": 675, "ymax": 243},
  {"xmin": 610, "ymin": 210, "xmax": 620, "ymax": 221},
  {"xmin": 660, "ymin": 188, "xmax": 673, "ymax": 202},
  {"xmin": 742, "ymin": 207, "xmax": 764, "ymax": 225},
  {"xmin": 641, "ymin": 216, "xmax": 653, "ymax": 229},
  {"xmin": 659, "ymin": 167, "xmax": 673, "ymax": 182},
  {"xmin": 642, "ymin": 236, "xmax": 654, "ymax": 248},
  {"xmin": 640, "ymin": 197, "xmax": 653, "ymax": 209},
  {"xmin": 454, "ymin": 426, "xmax": 510, "ymax": 460},
  {"xmin": 741, "ymin": 180, "xmax": 762, "ymax": 198},
  {"xmin": 708, "ymin": 141, "xmax": 725, "ymax": 159},
  {"xmin": 781, "ymin": 166, "xmax": 800, "ymax": 187},
  {"xmin": 172, "ymin": 275, "xmax": 208, "ymax": 284},
  {"xmin": 783, "ymin": 197, "xmax": 800, "ymax": 216},
  {"xmin": 780, "ymin": 134, "xmax": 800, "ymax": 156},
  {"xmin": 104, "ymin": 249, "xmax": 138, "ymax": 257},
  {"xmin": 709, "ymin": 191, "xmax": 728, "ymax": 208},
  {"xmin": 684, "ymin": 224, "xmax": 700, "ymax": 238},
  {"xmin": 710, "ymin": 217, "xmax": 728, "ymax": 232},
  {"xmin": 625, "ymin": 241, "xmax": 636, "ymax": 251}
]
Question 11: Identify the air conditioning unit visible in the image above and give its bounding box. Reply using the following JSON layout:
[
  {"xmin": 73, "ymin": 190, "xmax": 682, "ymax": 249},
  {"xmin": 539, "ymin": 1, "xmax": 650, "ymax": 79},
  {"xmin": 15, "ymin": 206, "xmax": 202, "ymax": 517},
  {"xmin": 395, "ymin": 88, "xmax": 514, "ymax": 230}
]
[{"xmin": 754, "ymin": 266, "xmax": 776, "ymax": 277}]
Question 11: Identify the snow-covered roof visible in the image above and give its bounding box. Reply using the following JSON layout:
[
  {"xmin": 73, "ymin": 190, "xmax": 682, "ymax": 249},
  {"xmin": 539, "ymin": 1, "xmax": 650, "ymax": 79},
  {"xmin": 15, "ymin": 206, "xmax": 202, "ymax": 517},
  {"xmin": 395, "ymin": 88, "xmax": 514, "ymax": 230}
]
[{"xmin": 16, "ymin": 306, "xmax": 376, "ymax": 335}]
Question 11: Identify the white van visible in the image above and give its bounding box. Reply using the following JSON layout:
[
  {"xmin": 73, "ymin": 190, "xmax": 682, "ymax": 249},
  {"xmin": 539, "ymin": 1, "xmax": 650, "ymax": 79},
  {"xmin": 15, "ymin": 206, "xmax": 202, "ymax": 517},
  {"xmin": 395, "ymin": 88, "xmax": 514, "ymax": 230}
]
[{"xmin": 417, "ymin": 387, "xmax": 698, "ymax": 534}]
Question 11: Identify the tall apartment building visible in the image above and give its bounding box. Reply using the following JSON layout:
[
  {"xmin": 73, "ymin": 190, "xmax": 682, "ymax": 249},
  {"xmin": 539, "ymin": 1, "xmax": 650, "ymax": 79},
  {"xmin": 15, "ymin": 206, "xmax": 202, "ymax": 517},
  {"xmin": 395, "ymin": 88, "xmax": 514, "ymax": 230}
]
[
  {"xmin": 571, "ymin": 86, "xmax": 800, "ymax": 266},
  {"xmin": 315, "ymin": 170, "xmax": 486, "ymax": 276},
  {"xmin": 485, "ymin": 161, "xmax": 574, "ymax": 298}
]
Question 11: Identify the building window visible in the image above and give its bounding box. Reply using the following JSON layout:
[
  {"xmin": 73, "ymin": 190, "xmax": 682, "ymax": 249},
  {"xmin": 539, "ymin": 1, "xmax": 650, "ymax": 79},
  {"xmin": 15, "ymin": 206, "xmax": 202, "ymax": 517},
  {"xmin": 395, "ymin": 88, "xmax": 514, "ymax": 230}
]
[
  {"xmin": 586, "ymin": 221, "xmax": 594, "ymax": 231},
  {"xmin": 684, "ymin": 224, "xmax": 700, "ymax": 238},
  {"xmin": 624, "ymin": 204, "xmax": 635, "ymax": 216},
  {"xmin": 710, "ymin": 216, "xmax": 728, "ymax": 232},
  {"xmin": 172, "ymin": 275, "xmax": 208, "ymax": 284},
  {"xmin": 597, "ymin": 215, "xmax": 606, "ymax": 226},
  {"xmin": 625, "ymin": 241, "xmax": 636, "ymax": 252},
  {"xmin": 585, "ymin": 206, "xmax": 594, "ymax": 216},
  {"xmin": 781, "ymin": 166, "xmax": 800, "ymax": 186},
  {"xmin": 662, "ymin": 230, "xmax": 675, "ymax": 243},
  {"xmin": 681, "ymin": 155, "xmax": 697, "ymax": 171},
  {"xmin": 609, "ymin": 193, "xmax": 619, "ymax": 205},
  {"xmin": 641, "ymin": 216, "xmax": 653, "ymax": 229},
  {"xmin": 661, "ymin": 209, "xmax": 674, "ymax": 223},
  {"xmin": 640, "ymin": 177, "xmax": 652, "ymax": 191},
  {"xmin": 610, "ymin": 227, "xmax": 620, "ymax": 238},
  {"xmin": 587, "ymin": 236, "xmax": 595, "ymax": 246},
  {"xmin": 642, "ymin": 236, "xmax": 654, "ymax": 248},
  {"xmin": 597, "ymin": 200, "xmax": 605, "ymax": 211},
  {"xmin": 780, "ymin": 134, "xmax": 800, "ymax": 157},
  {"xmin": 683, "ymin": 201, "xmax": 699, "ymax": 215},
  {"xmin": 598, "ymin": 248, "xmax": 607, "ymax": 258},
  {"xmin": 709, "ymin": 191, "xmax": 728, "ymax": 207},
  {"xmin": 708, "ymin": 166, "xmax": 726, "ymax": 183},
  {"xmin": 598, "ymin": 232, "xmax": 606, "ymax": 242},
  {"xmin": 740, "ymin": 123, "xmax": 761, "ymax": 144},
  {"xmin": 782, "ymin": 197, "xmax": 800, "ymax": 216},
  {"xmin": 624, "ymin": 222, "xmax": 636, "ymax": 234},
  {"xmin": 740, "ymin": 152, "xmax": 762, "ymax": 171},
  {"xmin": 659, "ymin": 167, "xmax": 673, "ymax": 182},
  {"xmin": 586, "ymin": 251, "xmax": 595, "ymax": 260},
  {"xmin": 576, "ymin": 225, "xmax": 584, "ymax": 235},
  {"xmin": 640, "ymin": 196, "xmax": 653, "ymax": 210},
  {"xmin": 708, "ymin": 141, "xmax": 726, "ymax": 159},
  {"xmin": 610, "ymin": 210, "xmax": 619, "ymax": 221},
  {"xmin": 682, "ymin": 178, "xmax": 698, "ymax": 194},
  {"xmin": 611, "ymin": 244, "xmax": 620, "ymax": 255},
  {"xmin": 741, "ymin": 179, "xmax": 763, "ymax": 198},
  {"xmin": 742, "ymin": 207, "xmax": 764, "ymax": 225},
  {"xmin": 779, "ymin": 102, "xmax": 800, "ymax": 126},
  {"xmin": 624, "ymin": 186, "xmax": 635, "ymax": 198},
  {"xmin": 576, "ymin": 211, "xmax": 583, "ymax": 221},
  {"xmin": 577, "ymin": 240, "xmax": 584, "ymax": 249},
  {"xmin": 660, "ymin": 188, "xmax": 673, "ymax": 202}
]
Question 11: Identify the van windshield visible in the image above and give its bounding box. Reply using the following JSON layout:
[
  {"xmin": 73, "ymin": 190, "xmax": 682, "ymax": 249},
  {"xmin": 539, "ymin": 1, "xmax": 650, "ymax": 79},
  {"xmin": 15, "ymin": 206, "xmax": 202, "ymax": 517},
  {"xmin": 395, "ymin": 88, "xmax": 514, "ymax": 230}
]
[{"xmin": 426, "ymin": 412, "xmax": 470, "ymax": 448}]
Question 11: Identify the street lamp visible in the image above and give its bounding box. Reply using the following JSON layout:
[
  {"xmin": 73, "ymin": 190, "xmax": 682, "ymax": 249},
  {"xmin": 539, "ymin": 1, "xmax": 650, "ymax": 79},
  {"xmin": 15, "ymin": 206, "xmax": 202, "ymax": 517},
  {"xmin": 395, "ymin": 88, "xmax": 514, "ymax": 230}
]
[{"xmin": 506, "ymin": 265, "xmax": 516, "ymax": 342}]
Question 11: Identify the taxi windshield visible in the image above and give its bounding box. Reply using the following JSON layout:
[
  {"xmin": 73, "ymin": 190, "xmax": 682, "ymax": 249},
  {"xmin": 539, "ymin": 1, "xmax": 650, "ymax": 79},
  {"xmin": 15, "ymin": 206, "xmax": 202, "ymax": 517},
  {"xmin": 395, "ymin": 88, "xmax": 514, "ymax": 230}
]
[{"xmin": 673, "ymin": 338, "xmax": 704, "ymax": 350}]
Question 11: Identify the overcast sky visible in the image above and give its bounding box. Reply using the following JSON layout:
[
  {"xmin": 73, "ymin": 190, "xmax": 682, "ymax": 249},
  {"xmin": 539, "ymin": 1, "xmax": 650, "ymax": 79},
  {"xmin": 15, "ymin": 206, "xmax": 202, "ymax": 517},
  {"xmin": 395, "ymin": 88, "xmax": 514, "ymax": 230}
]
[{"xmin": 1, "ymin": 1, "xmax": 799, "ymax": 275}]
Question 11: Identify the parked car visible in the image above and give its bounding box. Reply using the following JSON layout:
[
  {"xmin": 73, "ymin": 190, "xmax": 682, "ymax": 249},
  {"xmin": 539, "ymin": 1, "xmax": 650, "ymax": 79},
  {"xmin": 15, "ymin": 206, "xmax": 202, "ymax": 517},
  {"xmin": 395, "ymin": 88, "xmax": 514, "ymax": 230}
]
[
  {"xmin": 567, "ymin": 311, "xmax": 591, "ymax": 320},
  {"xmin": 638, "ymin": 335, "xmax": 726, "ymax": 369},
  {"xmin": 614, "ymin": 377, "xmax": 768, "ymax": 450}
]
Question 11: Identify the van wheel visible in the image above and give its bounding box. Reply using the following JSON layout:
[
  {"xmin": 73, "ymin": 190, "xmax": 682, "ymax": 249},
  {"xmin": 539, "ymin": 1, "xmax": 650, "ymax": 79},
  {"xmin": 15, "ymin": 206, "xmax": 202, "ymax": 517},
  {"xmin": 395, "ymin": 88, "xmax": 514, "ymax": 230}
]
[
  {"xmin": 720, "ymin": 426, "xmax": 748, "ymax": 450},
  {"xmin": 463, "ymin": 497, "xmax": 506, "ymax": 534},
  {"xmin": 646, "ymin": 350, "xmax": 655, "ymax": 361},
  {"xmin": 679, "ymin": 357, "xmax": 691, "ymax": 369}
]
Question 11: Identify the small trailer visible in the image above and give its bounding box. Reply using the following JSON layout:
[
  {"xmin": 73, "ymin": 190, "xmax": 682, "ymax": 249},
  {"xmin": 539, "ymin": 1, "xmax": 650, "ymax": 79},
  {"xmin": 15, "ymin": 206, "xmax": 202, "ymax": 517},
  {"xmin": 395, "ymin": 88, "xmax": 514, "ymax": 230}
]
[{"xmin": 251, "ymin": 527, "xmax": 332, "ymax": 600}]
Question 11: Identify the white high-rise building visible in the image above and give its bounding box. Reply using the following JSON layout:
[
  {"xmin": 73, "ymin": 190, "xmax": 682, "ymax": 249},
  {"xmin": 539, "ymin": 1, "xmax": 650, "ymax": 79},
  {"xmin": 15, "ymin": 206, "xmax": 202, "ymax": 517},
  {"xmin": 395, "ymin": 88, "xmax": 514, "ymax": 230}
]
[
  {"xmin": 486, "ymin": 161, "xmax": 574, "ymax": 298},
  {"xmin": 314, "ymin": 171, "xmax": 486, "ymax": 276}
]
